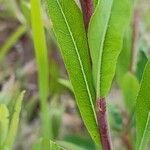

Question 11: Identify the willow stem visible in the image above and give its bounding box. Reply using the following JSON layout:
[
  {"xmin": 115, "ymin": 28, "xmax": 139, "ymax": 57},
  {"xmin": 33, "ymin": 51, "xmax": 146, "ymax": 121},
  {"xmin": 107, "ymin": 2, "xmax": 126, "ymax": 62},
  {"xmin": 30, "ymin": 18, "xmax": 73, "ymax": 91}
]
[
  {"xmin": 97, "ymin": 98, "xmax": 112, "ymax": 150},
  {"xmin": 129, "ymin": 9, "xmax": 140, "ymax": 73},
  {"xmin": 79, "ymin": 0, "xmax": 93, "ymax": 30}
]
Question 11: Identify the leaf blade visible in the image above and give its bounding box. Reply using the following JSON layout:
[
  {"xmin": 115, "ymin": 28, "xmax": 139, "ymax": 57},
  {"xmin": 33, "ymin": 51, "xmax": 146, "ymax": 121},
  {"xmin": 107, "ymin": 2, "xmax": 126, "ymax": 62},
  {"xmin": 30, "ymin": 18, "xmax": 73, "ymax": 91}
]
[
  {"xmin": 46, "ymin": 0, "xmax": 99, "ymax": 144},
  {"xmin": 4, "ymin": 91, "xmax": 25, "ymax": 149},
  {"xmin": 136, "ymin": 60, "xmax": 150, "ymax": 149},
  {"xmin": 88, "ymin": 0, "xmax": 132, "ymax": 98},
  {"xmin": 31, "ymin": 0, "xmax": 51, "ymax": 139}
]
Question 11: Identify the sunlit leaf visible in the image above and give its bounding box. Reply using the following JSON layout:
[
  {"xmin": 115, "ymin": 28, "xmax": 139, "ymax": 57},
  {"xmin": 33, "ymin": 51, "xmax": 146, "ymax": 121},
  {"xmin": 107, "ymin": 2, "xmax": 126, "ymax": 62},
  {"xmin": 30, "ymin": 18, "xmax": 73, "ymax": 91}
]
[
  {"xmin": 46, "ymin": 0, "xmax": 99, "ymax": 144},
  {"xmin": 136, "ymin": 60, "xmax": 150, "ymax": 149},
  {"xmin": 88, "ymin": 0, "xmax": 132, "ymax": 98}
]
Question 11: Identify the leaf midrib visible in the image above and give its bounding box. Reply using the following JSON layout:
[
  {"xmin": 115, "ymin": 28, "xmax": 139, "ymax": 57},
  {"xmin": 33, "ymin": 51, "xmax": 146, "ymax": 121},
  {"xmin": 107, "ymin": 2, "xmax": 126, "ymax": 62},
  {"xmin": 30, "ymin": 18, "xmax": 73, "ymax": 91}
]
[
  {"xmin": 96, "ymin": 0, "xmax": 113, "ymax": 98},
  {"xmin": 56, "ymin": 0, "xmax": 97, "ymax": 123},
  {"xmin": 139, "ymin": 111, "xmax": 150, "ymax": 150}
]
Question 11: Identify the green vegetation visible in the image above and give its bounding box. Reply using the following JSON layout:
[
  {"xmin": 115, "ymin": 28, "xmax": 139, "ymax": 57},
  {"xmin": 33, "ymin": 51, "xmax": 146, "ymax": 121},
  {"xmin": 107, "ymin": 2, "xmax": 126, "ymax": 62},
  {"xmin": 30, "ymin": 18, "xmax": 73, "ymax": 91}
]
[{"xmin": 0, "ymin": 0, "xmax": 150, "ymax": 149}]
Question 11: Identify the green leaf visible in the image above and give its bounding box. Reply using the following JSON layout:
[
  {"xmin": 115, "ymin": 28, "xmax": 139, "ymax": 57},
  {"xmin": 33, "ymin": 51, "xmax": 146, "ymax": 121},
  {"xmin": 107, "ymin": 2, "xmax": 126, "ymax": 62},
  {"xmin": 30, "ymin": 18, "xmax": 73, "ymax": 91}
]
[
  {"xmin": 0, "ymin": 25, "xmax": 26, "ymax": 62},
  {"xmin": 138, "ymin": 112, "xmax": 150, "ymax": 150},
  {"xmin": 116, "ymin": 27, "xmax": 132, "ymax": 86},
  {"xmin": 122, "ymin": 73, "xmax": 140, "ymax": 112},
  {"xmin": 32, "ymin": 139, "xmax": 65, "ymax": 150},
  {"xmin": 58, "ymin": 141, "xmax": 85, "ymax": 150},
  {"xmin": 93, "ymin": 0, "xmax": 98, "ymax": 8},
  {"xmin": 4, "ymin": 91, "xmax": 25, "ymax": 150},
  {"xmin": 136, "ymin": 51, "xmax": 148, "ymax": 82},
  {"xmin": 88, "ymin": 0, "xmax": 132, "ymax": 98},
  {"xmin": 0, "ymin": 105, "xmax": 9, "ymax": 147},
  {"xmin": 20, "ymin": 0, "xmax": 31, "ymax": 25},
  {"xmin": 63, "ymin": 135, "xmax": 96, "ymax": 150},
  {"xmin": 46, "ymin": 0, "xmax": 99, "ymax": 144},
  {"xmin": 31, "ymin": 0, "xmax": 51, "ymax": 139},
  {"xmin": 58, "ymin": 79, "xmax": 73, "ymax": 92},
  {"xmin": 50, "ymin": 141, "xmax": 65, "ymax": 150},
  {"xmin": 136, "ymin": 60, "xmax": 150, "ymax": 149}
]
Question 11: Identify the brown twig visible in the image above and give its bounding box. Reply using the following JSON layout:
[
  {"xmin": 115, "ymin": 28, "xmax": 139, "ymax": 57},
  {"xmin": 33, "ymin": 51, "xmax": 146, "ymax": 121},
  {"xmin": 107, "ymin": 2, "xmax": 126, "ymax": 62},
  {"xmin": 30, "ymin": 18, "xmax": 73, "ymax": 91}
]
[
  {"xmin": 129, "ymin": 9, "xmax": 140, "ymax": 73},
  {"xmin": 121, "ymin": 132, "xmax": 133, "ymax": 150},
  {"xmin": 97, "ymin": 98, "xmax": 112, "ymax": 150},
  {"xmin": 79, "ymin": 0, "xmax": 93, "ymax": 30}
]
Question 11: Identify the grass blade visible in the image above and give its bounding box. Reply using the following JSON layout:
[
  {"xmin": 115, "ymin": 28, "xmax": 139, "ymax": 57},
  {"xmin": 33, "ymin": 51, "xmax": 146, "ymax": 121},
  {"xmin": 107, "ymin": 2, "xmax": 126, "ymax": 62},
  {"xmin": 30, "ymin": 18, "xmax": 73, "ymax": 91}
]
[
  {"xmin": 0, "ymin": 105, "xmax": 9, "ymax": 147},
  {"xmin": 0, "ymin": 25, "xmax": 26, "ymax": 62},
  {"xmin": 31, "ymin": 0, "xmax": 50, "ymax": 139},
  {"xmin": 4, "ymin": 91, "xmax": 25, "ymax": 149}
]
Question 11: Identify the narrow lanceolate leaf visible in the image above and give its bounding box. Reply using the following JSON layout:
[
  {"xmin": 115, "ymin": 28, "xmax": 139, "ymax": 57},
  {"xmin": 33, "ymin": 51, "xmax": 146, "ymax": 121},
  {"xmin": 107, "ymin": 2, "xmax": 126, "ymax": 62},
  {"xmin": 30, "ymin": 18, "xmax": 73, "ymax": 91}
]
[
  {"xmin": 4, "ymin": 91, "xmax": 25, "ymax": 149},
  {"xmin": 136, "ymin": 60, "xmax": 150, "ymax": 150},
  {"xmin": 88, "ymin": 0, "xmax": 132, "ymax": 98},
  {"xmin": 0, "ymin": 105, "xmax": 9, "ymax": 146},
  {"xmin": 46, "ymin": 0, "xmax": 100, "ymax": 144}
]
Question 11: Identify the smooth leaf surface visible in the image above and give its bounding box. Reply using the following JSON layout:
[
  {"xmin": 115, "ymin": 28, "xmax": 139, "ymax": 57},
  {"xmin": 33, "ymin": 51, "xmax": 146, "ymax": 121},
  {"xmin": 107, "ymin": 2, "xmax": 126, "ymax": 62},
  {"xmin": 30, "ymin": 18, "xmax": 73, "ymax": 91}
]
[
  {"xmin": 122, "ymin": 73, "xmax": 140, "ymax": 112},
  {"xmin": 31, "ymin": 0, "xmax": 51, "ymax": 139},
  {"xmin": 46, "ymin": 0, "xmax": 99, "ymax": 144},
  {"xmin": 0, "ymin": 105, "xmax": 9, "ymax": 146},
  {"xmin": 136, "ymin": 60, "xmax": 150, "ymax": 149},
  {"xmin": 88, "ymin": 0, "xmax": 132, "ymax": 98},
  {"xmin": 116, "ymin": 28, "xmax": 132, "ymax": 86},
  {"xmin": 136, "ymin": 51, "xmax": 148, "ymax": 82}
]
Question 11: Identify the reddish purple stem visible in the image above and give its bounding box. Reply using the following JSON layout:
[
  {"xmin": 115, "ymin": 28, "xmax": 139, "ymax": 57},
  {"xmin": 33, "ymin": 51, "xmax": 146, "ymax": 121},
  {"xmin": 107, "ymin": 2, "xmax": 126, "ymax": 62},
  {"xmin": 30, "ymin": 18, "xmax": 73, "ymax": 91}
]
[
  {"xmin": 97, "ymin": 98, "xmax": 112, "ymax": 150},
  {"xmin": 79, "ymin": 1, "xmax": 112, "ymax": 148},
  {"xmin": 79, "ymin": 0, "xmax": 93, "ymax": 30}
]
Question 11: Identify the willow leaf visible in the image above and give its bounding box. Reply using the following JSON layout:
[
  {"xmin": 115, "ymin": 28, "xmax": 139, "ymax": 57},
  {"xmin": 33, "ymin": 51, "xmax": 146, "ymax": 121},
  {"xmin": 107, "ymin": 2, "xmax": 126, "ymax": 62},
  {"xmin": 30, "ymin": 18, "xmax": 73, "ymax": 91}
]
[
  {"xmin": 136, "ymin": 60, "xmax": 150, "ymax": 150},
  {"xmin": 88, "ymin": 0, "xmax": 132, "ymax": 98},
  {"xmin": 46, "ymin": 0, "xmax": 99, "ymax": 144}
]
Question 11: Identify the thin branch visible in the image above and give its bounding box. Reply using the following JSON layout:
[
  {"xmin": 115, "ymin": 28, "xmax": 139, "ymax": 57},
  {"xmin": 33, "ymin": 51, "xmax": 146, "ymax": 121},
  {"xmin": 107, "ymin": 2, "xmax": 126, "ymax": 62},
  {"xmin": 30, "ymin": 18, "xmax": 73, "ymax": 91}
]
[
  {"xmin": 121, "ymin": 132, "xmax": 133, "ymax": 150},
  {"xmin": 79, "ymin": 0, "xmax": 93, "ymax": 30},
  {"xmin": 129, "ymin": 9, "xmax": 140, "ymax": 73},
  {"xmin": 97, "ymin": 98, "xmax": 112, "ymax": 150}
]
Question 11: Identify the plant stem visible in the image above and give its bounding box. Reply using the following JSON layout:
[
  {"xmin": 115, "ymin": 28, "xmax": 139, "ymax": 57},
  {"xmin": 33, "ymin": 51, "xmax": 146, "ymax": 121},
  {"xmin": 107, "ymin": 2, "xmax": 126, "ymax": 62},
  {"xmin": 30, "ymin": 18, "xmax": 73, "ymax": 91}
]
[
  {"xmin": 79, "ymin": 0, "xmax": 93, "ymax": 30},
  {"xmin": 97, "ymin": 98, "xmax": 112, "ymax": 150},
  {"xmin": 121, "ymin": 132, "xmax": 133, "ymax": 150},
  {"xmin": 129, "ymin": 9, "xmax": 140, "ymax": 73}
]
